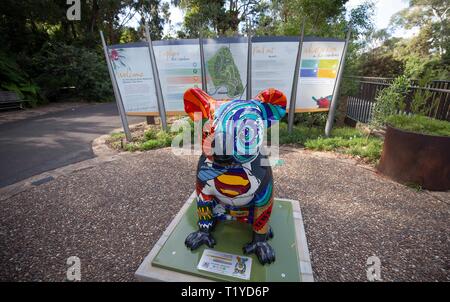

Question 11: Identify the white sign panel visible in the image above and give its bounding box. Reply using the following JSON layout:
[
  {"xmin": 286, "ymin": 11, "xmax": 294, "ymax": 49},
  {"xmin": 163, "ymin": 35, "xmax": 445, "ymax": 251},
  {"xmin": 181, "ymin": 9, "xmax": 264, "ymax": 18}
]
[
  {"xmin": 154, "ymin": 40, "xmax": 202, "ymax": 112},
  {"xmin": 108, "ymin": 43, "xmax": 158, "ymax": 113},
  {"xmin": 203, "ymin": 38, "xmax": 248, "ymax": 101},
  {"xmin": 197, "ymin": 249, "xmax": 252, "ymax": 280},
  {"xmin": 251, "ymin": 37, "xmax": 298, "ymax": 102},
  {"xmin": 295, "ymin": 40, "xmax": 345, "ymax": 110}
]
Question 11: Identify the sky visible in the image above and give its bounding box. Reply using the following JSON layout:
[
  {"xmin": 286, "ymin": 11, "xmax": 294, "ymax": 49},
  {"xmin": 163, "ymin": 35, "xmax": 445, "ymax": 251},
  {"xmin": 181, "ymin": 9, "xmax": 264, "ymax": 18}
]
[
  {"xmin": 346, "ymin": 0, "xmax": 416, "ymax": 37},
  {"xmin": 346, "ymin": 0, "xmax": 409, "ymax": 30},
  {"xmin": 129, "ymin": 0, "xmax": 414, "ymax": 38}
]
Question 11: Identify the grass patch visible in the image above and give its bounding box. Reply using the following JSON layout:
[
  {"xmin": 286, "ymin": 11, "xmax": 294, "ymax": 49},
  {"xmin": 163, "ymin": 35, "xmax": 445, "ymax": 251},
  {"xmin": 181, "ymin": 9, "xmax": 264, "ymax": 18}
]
[
  {"xmin": 106, "ymin": 122, "xmax": 183, "ymax": 152},
  {"xmin": 386, "ymin": 114, "xmax": 450, "ymax": 137},
  {"xmin": 107, "ymin": 120, "xmax": 383, "ymax": 163},
  {"xmin": 123, "ymin": 128, "xmax": 177, "ymax": 151},
  {"xmin": 304, "ymin": 136, "xmax": 383, "ymax": 163},
  {"xmin": 274, "ymin": 122, "xmax": 383, "ymax": 163}
]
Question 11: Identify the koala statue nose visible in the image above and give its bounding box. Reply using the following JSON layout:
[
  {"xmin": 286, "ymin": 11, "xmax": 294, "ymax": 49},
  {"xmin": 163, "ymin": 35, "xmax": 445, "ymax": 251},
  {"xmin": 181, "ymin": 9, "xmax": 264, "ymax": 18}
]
[{"xmin": 213, "ymin": 154, "xmax": 234, "ymax": 165}]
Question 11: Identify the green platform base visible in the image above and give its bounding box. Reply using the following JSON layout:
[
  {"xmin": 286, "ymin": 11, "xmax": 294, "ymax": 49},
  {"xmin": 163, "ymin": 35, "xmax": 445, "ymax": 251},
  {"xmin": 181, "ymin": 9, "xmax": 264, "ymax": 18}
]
[{"xmin": 135, "ymin": 193, "xmax": 313, "ymax": 282}]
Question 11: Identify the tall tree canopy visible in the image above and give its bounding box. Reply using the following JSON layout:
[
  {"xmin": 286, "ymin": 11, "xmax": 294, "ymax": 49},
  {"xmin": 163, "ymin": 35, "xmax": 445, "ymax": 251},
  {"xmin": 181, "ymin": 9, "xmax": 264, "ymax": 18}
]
[{"xmin": 358, "ymin": 0, "xmax": 449, "ymax": 79}]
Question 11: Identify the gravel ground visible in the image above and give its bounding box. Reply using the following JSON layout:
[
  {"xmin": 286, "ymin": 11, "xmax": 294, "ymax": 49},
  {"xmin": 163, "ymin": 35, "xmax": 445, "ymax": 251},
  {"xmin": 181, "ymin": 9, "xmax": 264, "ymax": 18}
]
[{"xmin": 0, "ymin": 148, "xmax": 448, "ymax": 281}]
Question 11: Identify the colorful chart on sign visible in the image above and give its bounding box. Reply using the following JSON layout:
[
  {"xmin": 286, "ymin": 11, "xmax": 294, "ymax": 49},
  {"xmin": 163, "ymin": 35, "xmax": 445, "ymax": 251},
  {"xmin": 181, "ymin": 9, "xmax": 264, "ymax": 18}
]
[
  {"xmin": 251, "ymin": 37, "xmax": 298, "ymax": 104},
  {"xmin": 295, "ymin": 39, "xmax": 345, "ymax": 111},
  {"xmin": 108, "ymin": 43, "xmax": 158, "ymax": 113},
  {"xmin": 153, "ymin": 40, "xmax": 202, "ymax": 112},
  {"xmin": 203, "ymin": 37, "xmax": 248, "ymax": 101}
]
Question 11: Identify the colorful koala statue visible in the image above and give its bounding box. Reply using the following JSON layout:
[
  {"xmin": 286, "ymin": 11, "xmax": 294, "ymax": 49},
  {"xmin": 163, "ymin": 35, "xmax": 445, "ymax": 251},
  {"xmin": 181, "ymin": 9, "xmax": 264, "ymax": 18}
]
[{"xmin": 183, "ymin": 87, "xmax": 287, "ymax": 265}]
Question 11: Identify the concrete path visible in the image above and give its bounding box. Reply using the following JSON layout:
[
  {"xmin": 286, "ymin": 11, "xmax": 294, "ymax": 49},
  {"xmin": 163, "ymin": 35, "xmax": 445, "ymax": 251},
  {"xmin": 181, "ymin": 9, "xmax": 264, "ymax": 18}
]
[{"xmin": 0, "ymin": 102, "xmax": 144, "ymax": 188}]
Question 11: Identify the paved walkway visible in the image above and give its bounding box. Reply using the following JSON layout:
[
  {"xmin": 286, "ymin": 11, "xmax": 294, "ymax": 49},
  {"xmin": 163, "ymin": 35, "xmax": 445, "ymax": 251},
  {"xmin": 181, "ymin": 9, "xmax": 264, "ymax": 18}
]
[
  {"xmin": 0, "ymin": 103, "xmax": 144, "ymax": 188},
  {"xmin": 0, "ymin": 147, "xmax": 448, "ymax": 281}
]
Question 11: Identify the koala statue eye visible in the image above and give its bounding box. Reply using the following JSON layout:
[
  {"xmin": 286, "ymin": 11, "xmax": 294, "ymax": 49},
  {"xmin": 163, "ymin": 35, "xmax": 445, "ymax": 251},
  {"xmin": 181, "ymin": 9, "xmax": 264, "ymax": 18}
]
[{"xmin": 239, "ymin": 126, "xmax": 254, "ymax": 142}]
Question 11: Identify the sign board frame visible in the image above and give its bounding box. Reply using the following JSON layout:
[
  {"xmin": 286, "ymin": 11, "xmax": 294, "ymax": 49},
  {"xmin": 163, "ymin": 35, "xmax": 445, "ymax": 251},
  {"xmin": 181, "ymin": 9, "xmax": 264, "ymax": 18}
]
[
  {"xmin": 107, "ymin": 41, "xmax": 160, "ymax": 117},
  {"xmin": 102, "ymin": 33, "xmax": 350, "ymax": 136}
]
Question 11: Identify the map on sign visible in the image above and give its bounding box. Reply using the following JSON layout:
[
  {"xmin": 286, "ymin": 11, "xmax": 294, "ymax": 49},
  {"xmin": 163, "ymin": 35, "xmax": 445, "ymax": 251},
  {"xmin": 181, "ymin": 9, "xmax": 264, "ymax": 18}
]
[
  {"xmin": 207, "ymin": 46, "xmax": 244, "ymax": 98},
  {"xmin": 204, "ymin": 38, "xmax": 247, "ymax": 101}
]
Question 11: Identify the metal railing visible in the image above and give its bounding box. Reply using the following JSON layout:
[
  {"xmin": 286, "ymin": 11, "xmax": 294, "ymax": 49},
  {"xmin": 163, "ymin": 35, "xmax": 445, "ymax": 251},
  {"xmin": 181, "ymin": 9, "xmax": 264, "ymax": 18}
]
[{"xmin": 345, "ymin": 77, "xmax": 450, "ymax": 123}]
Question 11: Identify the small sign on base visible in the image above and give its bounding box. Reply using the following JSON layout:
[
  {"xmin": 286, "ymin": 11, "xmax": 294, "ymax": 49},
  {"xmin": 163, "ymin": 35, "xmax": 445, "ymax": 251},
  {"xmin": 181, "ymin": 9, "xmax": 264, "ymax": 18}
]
[
  {"xmin": 197, "ymin": 249, "xmax": 252, "ymax": 280},
  {"xmin": 135, "ymin": 192, "xmax": 313, "ymax": 282}
]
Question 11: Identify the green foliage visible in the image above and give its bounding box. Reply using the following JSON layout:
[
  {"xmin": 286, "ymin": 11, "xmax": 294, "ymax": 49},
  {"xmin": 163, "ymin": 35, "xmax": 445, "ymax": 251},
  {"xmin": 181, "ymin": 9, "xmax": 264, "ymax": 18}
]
[
  {"xmin": 175, "ymin": 0, "xmax": 374, "ymax": 42},
  {"xmin": 405, "ymin": 182, "xmax": 423, "ymax": 192},
  {"xmin": 0, "ymin": 0, "xmax": 170, "ymax": 106},
  {"xmin": 359, "ymin": 0, "xmax": 449, "ymax": 79},
  {"xmin": 109, "ymin": 126, "xmax": 183, "ymax": 152},
  {"xmin": 409, "ymin": 74, "xmax": 439, "ymax": 116},
  {"xmin": 410, "ymin": 88, "xmax": 436, "ymax": 116},
  {"xmin": 275, "ymin": 122, "xmax": 383, "ymax": 163},
  {"xmin": 31, "ymin": 43, "xmax": 112, "ymax": 102},
  {"xmin": 144, "ymin": 128, "xmax": 158, "ymax": 140},
  {"xmin": 386, "ymin": 114, "xmax": 450, "ymax": 137},
  {"xmin": 291, "ymin": 112, "xmax": 328, "ymax": 128},
  {"xmin": 0, "ymin": 51, "xmax": 45, "ymax": 106},
  {"xmin": 111, "ymin": 120, "xmax": 383, "ymax": 163},
  {"xmin": 304, "ymin": 136, "xmax": 382, "ymax": 163},
  {"xmin": 371, "ymin": 75, "xmax": 409, "ymax": 126},
  {"xmin": 391, "ymin": 0, "xmax": 449, "ymax": 58},
  {"xmin": 175, "ymin": 0, "xmax": 266, "ymax": 37},
  {"xmin": 275, "ymin": 122, "xmax": 324, "ymax": 145},
  {"xmin": 358, "ymin": 33, "xmax": 404, "ymax": 77}
]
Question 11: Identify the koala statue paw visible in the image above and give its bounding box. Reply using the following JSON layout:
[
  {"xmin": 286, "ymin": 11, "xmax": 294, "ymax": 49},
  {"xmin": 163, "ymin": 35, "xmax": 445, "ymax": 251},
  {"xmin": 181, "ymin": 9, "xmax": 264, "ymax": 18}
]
[
  {"xmin": 243, "ymin": 239, "xmax": 276, "ymax": 265},
  {"xmin": 185, "ymin": 230, "xmax": 216, "ymax": 250}
]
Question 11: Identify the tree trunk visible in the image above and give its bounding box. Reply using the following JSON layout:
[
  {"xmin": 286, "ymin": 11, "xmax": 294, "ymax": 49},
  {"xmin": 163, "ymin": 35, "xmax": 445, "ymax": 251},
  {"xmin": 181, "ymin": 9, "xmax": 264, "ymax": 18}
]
[{"xmin": 89, "ymin": 0, "xmax": 99, "ymax": 33}]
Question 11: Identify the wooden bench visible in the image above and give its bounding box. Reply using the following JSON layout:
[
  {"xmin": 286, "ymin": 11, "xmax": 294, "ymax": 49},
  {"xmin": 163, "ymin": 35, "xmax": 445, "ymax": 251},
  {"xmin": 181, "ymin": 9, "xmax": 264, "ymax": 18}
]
[{"xmin": 0, "ymin": 91, "xmax": 29, "ymax": 110}]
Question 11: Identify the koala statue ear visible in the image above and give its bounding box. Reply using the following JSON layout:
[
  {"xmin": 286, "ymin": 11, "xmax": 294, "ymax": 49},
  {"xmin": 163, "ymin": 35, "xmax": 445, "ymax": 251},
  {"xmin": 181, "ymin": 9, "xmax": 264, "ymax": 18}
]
[
  {"xmin": 254, "ymin": 88, "xmax": 287, "ymax": 126},
  {"xmin": 184, "ymin": 88, "xmax": 215, "ymax": 121}
]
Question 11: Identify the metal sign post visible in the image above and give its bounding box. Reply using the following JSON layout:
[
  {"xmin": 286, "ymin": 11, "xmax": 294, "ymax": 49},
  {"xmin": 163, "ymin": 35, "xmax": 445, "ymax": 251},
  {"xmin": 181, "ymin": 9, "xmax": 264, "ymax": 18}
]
[
  {"xmin": 324, "ymin": 27, "xmax": 352, "ymax": 137},
  {"xmin": 199, "ymin": 30, "xmax": 208, "ymax": 92},
  {"xmin": 100, "ymin": 31, "xmax": 132, "ymax": 141},
  {"xmin": 246, "ymin": 20, "xmax": 252, "ymax": 100},
  {"xmin": 145, "ymin": 23, "xmax": 168, "ymax": 131},
  {"xmin": 288, "ymin": 18, "xmax": 306, "ymax": 134}
]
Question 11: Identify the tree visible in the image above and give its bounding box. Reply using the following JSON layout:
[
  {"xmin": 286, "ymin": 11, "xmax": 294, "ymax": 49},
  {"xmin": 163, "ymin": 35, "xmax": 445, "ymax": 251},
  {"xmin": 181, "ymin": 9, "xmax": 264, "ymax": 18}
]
[
  {"xmin": 359, "ymin": 0, "xmax": 450, "ymax": 79},
  {"xmin": 133, "ymin": 0, "xmax": 166, "ymax": 40},
  {"xmin": 174, "ymin": 0, "xmax": 266, "ymax": 37},
  {"xmin": 0, "ymin": 0, "xmax": 172, "ymax": 103},
  {"xmin": 391, "ymin": 0, "xmax": 449, "ymax": 56}
]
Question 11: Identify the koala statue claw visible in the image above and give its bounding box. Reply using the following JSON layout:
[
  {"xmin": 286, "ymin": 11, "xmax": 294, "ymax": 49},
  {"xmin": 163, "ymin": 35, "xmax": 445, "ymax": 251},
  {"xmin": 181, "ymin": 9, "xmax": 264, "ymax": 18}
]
[
  {"xmin": 183, "ymin": 87, "xmax": 287, "ymax": 265},
  {"xmin": 185, "ymin": 230, "xmax": 216, "ymax": 250},
  {"xmin": 243, "ymin": 230, "xmax": 276, "ymax": 264}
]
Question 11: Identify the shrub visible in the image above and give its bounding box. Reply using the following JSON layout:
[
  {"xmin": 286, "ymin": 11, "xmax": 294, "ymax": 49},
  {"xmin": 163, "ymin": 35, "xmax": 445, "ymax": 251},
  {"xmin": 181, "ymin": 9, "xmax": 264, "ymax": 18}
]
[
  {"xmin": 141, "ymin": 139, "xmax": 165, "ymax": 150},
  {"xmin": 31, "ymin": 42, "xmax": 112, "ymax": 102},
  {"xmin": 108, "ymin": 120, "xmax": 383, "ymax": 163},
  {"xmin": 144, "ymin": 128, "xmax": 158, "ymax": 140},
  {"xmin": 305, "ymin": 136, "xmax": 382, "ymax": 163},
  {"xmin": 292, "ymin": 112, "xmax": 328, "ymax": 128},
  {"xmin": 0, "ymin": 51, "xmax": 45, "ymax": 106},
  {"xmin": 410, "ymin": 74, "xmax": 440, "ymax": 117},
  {"xmin": 386, "ymin": 114, "xmax": 450, "ymax": 137},
  {"xmin": 371, "ymin": 75, "xmax": 409, "ymax": 126}
]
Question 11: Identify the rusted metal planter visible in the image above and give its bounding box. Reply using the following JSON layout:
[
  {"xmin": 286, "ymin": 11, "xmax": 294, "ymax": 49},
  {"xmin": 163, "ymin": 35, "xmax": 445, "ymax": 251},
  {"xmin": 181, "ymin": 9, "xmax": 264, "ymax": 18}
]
[{"xmin": 377, "ymin": 125, "xmax": 450, "ymax": 191}]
